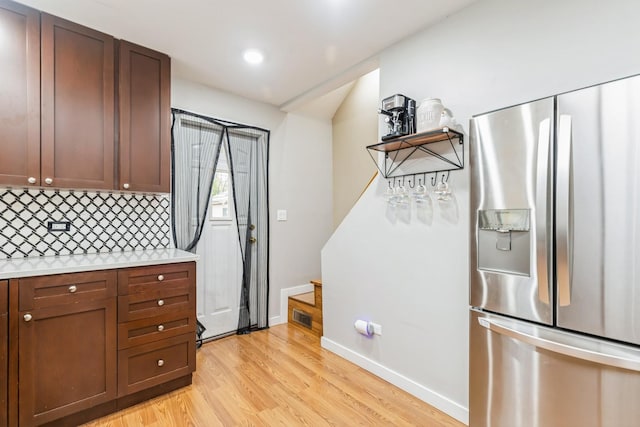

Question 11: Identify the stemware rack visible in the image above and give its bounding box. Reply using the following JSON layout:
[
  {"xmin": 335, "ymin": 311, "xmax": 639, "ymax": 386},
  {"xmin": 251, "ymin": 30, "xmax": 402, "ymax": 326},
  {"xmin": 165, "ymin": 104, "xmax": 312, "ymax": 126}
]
[
  {"xmin": 366, "ymin": 127, "xmax": 464, "ymax": 180},
  {"xmin": 386, "ymin": 170, "xmax": 452, "ymax": 190}
]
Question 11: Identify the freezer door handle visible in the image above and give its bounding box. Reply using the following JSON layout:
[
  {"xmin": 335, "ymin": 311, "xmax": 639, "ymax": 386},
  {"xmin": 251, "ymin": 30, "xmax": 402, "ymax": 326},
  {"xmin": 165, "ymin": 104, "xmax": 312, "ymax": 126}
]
[
  {"xmin": 556, "ymin": 114, "xmax": 573, "ymax": 306},
  {"xmin": 478, "ymin": 317, "xmax": 640, "ymax": 372},
  {"xmin": 536, "ymin": 118, "xmax": 551, "ymax": 305}
]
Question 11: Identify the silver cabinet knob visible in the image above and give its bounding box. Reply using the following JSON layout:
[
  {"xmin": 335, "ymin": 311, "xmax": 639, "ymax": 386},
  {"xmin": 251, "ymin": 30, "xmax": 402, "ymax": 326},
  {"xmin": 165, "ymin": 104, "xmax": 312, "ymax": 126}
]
[
  {"xmin": 44, "ymin": 177, "xmax": 53, "ymax": 185},
  {"xmin": 157, "ymin": 359, "xmax": 164, "ymax": 367},
  {"xmin": 28, "ymin": 177, "xmax": 37, "ymax": 184},
  {"xmin": 157, "ymin": 324, "xmax": 164, "ymax": 332},
  {"xmin": 68, "ymin": 285, "xmax": 77, "ymax": 293},
  {"xmin": 123, "ymin": 183, "xmax": 130, "ymax": 189},
  {"xmin": 157, "ymin": 299, "xmax": 165, "ymax": 306},
  {"xmin": 157, "ymin": 275, "xmax": 164, "ymax": 282},
  {"xmin": 24, "ymin": 313, "xmax": 33, "ymax": 322}
]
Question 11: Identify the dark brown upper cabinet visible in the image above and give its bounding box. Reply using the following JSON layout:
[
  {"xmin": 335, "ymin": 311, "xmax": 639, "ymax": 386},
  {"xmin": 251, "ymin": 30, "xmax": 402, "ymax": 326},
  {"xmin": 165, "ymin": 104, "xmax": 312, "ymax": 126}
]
[
  {"xmin": 0, "ymin": 1, "xmax": 171, "ymax": 193},
  {"xmin": 41, "ymin": 13, "xmax": 115, "ymax": 190},
  {"xmin": 118, "ymin": 41, "xmax": 171, "ymax": 193},
  {"xmin": 0, "ymin": 1, "xmax": 40, "ymax": 187}
]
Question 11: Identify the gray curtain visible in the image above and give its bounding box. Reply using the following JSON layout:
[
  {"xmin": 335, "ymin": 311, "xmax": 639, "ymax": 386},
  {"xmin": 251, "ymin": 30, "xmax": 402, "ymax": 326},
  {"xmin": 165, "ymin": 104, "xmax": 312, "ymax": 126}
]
[
  {"xmin": 226, "ymin": 127, "xmax": 270, "ymax": 333},
  {"xmin": 171, "ymin": 109, "xmax": 224, "ymax": 253}
]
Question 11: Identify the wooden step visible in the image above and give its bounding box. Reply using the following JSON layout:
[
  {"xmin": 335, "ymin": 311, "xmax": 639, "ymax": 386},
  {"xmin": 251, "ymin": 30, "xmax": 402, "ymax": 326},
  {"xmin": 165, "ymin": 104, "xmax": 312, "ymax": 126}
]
[
  {"xmin": 288, "ymin": 280, "xmax": 323, "ymax": 337},
  {"xmin": 290, "ymin": 291, "xmax": 315, "ymax": 306}
]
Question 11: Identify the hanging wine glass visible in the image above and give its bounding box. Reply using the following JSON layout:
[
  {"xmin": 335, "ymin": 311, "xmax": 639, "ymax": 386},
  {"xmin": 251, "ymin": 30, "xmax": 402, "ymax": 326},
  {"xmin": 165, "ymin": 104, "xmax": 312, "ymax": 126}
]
[
  {"xmin": 413, "ymin": 180, "xmax": 428, "ymax": 204},
  {"xmin": 385, "ymin": 182, "xmax": 396, "ymax": 205},
  {"xmin": 396, "ymin": 184, "xmax": 410, "ymax": 206},
  {"xmin": 435, "ymin": 180, "xmax": 452, "ymax": 201}
]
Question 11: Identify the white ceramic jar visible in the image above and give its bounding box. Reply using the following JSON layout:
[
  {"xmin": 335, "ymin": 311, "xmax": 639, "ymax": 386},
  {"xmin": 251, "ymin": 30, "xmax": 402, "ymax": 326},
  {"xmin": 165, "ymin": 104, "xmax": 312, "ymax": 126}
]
[{"xmin": 416, "ymin": 98, "xmax": 444, "ymax": 132}]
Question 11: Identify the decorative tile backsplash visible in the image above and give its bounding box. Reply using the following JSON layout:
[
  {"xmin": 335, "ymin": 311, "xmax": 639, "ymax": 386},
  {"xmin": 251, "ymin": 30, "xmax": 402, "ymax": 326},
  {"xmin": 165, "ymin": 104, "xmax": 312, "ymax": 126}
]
[{"xmin": 0, "ymin": 188, "xmax": 171, "ymax": 259}]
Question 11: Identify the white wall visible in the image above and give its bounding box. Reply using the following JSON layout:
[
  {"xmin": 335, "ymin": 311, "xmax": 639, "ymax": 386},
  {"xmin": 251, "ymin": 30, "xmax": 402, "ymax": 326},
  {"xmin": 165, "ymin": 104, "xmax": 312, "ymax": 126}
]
[
  {"xmin": 172, "ymin": 77, "xmax": 333, "ymax": 324},
  {"xmin": 321, "ymin": 0, "xmax": 640, "ymax": 424}
]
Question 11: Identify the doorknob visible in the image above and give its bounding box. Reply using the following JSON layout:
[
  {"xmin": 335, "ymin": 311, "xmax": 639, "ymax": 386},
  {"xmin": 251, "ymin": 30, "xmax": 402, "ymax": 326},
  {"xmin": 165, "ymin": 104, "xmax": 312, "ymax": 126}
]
[
  {"xmin": 249, "ymin": 224, "xmax": 256, "ymax": 230},
  {"xmin": 250, "ymin": 237, "xmax": 257, "ymax": 244}
]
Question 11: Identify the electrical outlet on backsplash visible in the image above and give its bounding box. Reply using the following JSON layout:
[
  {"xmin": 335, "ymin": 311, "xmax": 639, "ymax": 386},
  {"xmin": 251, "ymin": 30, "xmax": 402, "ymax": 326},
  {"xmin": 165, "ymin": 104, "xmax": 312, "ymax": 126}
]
[{"xmin": 0, "ymin": 187, "xmax": 172, "ymax": 259}]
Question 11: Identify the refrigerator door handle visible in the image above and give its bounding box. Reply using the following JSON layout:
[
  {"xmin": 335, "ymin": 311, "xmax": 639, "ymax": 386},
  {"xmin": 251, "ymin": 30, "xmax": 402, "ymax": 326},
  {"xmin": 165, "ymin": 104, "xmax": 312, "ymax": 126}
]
[
  {"xmin": 557, "ymin": 114, "xmax": 573, "ymax": 306},
  {"xmin": 478, "ymin": 317, "xmax": 640, "ymax": 372},
  {"xmin": 536, "ymin": 118, "xmax": 551, "ymax": 305}
]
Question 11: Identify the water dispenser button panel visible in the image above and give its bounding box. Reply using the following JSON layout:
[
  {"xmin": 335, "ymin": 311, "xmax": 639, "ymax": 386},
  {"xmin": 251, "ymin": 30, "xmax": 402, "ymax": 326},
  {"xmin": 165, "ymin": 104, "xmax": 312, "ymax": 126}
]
[{"xmin": 478, "ymin": 209, "xmax": 530, "ymax": 232}]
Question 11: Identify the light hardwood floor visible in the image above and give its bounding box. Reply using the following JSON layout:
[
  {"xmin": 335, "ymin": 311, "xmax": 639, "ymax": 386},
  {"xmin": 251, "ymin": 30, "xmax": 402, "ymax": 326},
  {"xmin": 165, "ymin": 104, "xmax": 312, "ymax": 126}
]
[{"xmin": 83, "ymin": 324, "xmax": 465, "ymax": 426}]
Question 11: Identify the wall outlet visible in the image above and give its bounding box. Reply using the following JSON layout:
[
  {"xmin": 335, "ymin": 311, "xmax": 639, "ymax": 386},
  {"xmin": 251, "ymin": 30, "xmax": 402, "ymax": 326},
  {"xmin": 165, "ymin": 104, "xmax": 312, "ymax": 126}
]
[
  {"xmin": 47, "ymin": 221, "xmax": 71, "ymax": 232},
  {"xmin": 370, "ymin": 322, "xmax": 382, "ymax": 336},
  {"xmin": 277, "ymin": 210, "xmax": 287, "ymax": 221}
]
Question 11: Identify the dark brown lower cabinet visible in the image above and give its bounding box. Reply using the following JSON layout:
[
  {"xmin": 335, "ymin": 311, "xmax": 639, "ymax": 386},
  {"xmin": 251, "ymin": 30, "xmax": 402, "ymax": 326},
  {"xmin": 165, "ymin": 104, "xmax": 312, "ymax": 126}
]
[
  {"xmin": 117, "ymin": 263, "xmax": 196, "ymax": 397},
  {"xmin": 8, "ymin": 263, "xmax": 196, "ymax": 426},
  {"xmin": 18, "ymin": 296, "xmax": 117, "ymax": 426},
  {"xmin": 1, "ymin": 280, "xmax": 8, "ymax": 427}
]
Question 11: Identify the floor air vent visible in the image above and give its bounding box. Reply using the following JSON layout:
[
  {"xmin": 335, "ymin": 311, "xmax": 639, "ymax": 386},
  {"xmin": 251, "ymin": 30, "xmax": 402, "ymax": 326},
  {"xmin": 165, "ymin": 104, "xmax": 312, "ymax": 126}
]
[{"xmin": 292, "ymin": 309, "xmax": 313, "ymax": 329}]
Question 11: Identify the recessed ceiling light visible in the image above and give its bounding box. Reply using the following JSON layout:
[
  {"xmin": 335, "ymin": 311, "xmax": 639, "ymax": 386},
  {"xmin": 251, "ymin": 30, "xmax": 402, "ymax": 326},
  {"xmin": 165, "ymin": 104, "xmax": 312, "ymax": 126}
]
[{"xmin": 243, "ymin": 49, "xmax": 264, "ymax": 65}]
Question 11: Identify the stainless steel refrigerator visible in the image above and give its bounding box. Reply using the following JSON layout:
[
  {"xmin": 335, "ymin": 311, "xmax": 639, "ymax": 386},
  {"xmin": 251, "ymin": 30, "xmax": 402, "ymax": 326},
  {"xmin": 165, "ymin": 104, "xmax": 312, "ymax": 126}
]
[{"xmin": 469, "ymin": 74, "xmax": 640, "ymax": 427}]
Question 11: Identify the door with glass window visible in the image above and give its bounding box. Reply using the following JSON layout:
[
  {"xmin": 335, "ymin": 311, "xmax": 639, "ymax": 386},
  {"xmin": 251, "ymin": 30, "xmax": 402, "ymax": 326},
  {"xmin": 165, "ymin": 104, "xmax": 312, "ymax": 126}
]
[{"xmin": 196, "ymin": 143, "xmax": 243, "ymax": 339}]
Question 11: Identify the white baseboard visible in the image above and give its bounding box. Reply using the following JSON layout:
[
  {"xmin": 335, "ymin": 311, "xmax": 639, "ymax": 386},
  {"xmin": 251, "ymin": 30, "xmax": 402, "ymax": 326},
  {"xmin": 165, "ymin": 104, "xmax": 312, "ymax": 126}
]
[
  {"xmin": 269, "ymin": 283, "xmax": 315, "ymax": 326},
  {"xmin": 320, "ymin": 337, "xmax": 469, "ymax": 426}
]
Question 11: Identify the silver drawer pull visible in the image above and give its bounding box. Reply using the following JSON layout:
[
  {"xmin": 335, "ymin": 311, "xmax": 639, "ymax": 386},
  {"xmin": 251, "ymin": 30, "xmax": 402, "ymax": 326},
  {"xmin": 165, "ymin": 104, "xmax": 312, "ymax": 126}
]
[
  {"xmin": 157, "ymin": 299, "xmax": 165, "ymax": 307},
  {"xmin": 157, "ymin": 324, "xmax": 164, "ymax": 332},
  {"xmin": 157, "ymin": 274, "xmax": 164, "ymax": 281},
  {"xmin": 68, "ymin": 285, "xmax": 77, "ymax": 293},
  {"xmin": 157, "ymin": 359, "xmax": 164, "ymax": 367},
  {"xmin": 24, "ymin": 313, "xmax": 33, "ymax": 322}
]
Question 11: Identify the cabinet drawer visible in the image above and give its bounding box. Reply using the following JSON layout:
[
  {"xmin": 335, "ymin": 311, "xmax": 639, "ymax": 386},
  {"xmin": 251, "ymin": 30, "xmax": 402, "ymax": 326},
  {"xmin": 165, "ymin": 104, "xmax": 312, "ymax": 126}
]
[
  {"xmin": 118, "ymin": 262, "xmax": 195, "ymax": 295},
  {"xmin": 118, "ymin": 310, "xmax": 196, "ymax": 349},
  {"xmin": 118, "ymin": 286, "xmax": 195, "ymax": 322},
  {"xmin": 19, "ymin": 270, "xmax": 117, "ymax": 311},
  {"xmin": 118, "ymin": 333, "xmax": 195, "ymax": 396},
  {"xmin": 0, "ymin": 280, "xmax": 7, "ymax": 314}
]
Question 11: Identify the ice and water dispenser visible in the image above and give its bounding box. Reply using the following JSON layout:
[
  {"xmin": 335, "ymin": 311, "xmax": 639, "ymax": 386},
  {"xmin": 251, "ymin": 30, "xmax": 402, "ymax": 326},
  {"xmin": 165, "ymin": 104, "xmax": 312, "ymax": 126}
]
[{"xmin": 477, "ymin": 209, "xmax": 531, "ymax": 276}]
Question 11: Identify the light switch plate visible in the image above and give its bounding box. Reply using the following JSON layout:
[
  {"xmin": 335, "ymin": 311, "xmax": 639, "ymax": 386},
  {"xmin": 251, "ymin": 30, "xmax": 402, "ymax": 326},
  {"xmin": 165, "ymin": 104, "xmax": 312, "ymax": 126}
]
[{"xmin": 277, "ymin": 210, "xmax": 287, "ymax": 221}]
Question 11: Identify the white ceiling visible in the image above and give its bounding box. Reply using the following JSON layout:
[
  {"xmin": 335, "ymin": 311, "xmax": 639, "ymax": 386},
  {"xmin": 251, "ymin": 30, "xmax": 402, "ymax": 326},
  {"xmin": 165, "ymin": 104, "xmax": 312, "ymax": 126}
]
[{"xmin": 17, "ymin": 0, "xmax": 477, "ymax": 109}]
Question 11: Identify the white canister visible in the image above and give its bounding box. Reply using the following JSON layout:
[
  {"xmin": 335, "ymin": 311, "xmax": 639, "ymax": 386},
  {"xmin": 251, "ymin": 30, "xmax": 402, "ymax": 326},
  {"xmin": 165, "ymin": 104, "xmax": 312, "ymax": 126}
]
[{"xmin": 417, "ymin": 98, "xmax": 444, "ymax": 132}]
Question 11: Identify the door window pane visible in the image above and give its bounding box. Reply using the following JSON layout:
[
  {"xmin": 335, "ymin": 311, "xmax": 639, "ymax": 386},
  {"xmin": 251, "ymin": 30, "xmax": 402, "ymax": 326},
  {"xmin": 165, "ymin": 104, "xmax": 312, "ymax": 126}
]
[{"xmin": 210, "ymin": 145, "xmax": 232, "ymax": 220}]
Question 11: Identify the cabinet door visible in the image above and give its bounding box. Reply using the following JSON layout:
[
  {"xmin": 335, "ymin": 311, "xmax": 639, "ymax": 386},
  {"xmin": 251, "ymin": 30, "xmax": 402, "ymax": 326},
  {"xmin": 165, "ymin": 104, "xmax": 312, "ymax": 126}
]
[
  {"xmin": 41, "ymin": 13, "xmax": 115, "ymax": 190},
  {"xmin": 0, "ymin": 1, "xmax": 40, "ymax": 187},
  {"xmin": 0, "ymin": 280, "xmax": 7, "ymax": 427},
  {"xmin": 118, "ymin": 40, "xmax": 171, "ymax": 193},
  {"xmin": 18, "ymin": 298, "xmax": 117, "ymax": 426}
]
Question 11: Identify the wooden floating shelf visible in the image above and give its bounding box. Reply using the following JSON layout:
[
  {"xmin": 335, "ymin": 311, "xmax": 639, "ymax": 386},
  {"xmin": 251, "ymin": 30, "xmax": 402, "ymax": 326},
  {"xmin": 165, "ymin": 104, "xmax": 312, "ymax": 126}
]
[{"xmin": 366, "ymin": 127, "xmax": 463, "ymax": 153}]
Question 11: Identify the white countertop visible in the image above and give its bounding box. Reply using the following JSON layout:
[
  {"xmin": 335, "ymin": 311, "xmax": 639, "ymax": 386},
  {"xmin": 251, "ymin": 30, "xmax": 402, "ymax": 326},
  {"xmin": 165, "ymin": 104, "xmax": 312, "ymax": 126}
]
[{"xmin": 0, "ymin": 249, "xmax": 199, "ymax": 280}]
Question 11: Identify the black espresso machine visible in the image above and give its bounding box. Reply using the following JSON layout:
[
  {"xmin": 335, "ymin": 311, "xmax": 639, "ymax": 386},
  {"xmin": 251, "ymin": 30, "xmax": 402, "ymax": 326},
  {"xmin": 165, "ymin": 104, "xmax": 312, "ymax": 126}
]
[{"xmin": 378, "ymin": 94, "xmax": 416, "ymax": 140}]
